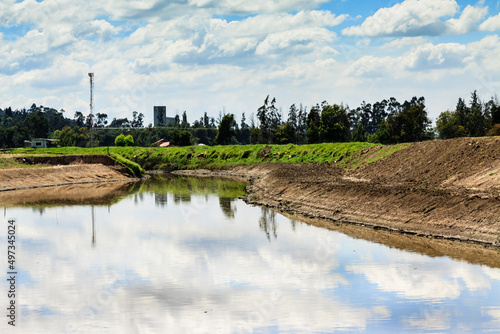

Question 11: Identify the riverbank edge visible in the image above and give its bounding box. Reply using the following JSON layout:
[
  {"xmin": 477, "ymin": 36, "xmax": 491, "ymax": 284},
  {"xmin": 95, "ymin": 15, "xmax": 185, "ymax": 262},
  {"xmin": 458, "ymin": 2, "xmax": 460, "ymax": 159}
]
[
  {"xmin": 0, "ymin": 163, "xmax": 142, "ymax": 193},
  {"xmin": 173, "ymin": 166, "xmax": 500, "ymax": 248},
  {"xmin": 2, "ymin": 137, "xmax": 499, "ymax": 247}
]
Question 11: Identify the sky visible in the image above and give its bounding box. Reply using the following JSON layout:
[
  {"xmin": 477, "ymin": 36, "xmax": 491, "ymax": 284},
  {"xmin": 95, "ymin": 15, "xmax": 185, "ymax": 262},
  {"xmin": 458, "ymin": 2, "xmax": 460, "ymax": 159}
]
[{"xmin": 1, "ymin": 0, "xmax": 500, "ymax": 126}]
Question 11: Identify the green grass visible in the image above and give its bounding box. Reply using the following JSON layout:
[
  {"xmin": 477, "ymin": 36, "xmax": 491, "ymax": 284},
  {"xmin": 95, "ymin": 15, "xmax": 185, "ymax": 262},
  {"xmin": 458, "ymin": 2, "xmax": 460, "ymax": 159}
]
[{"xmin": 1, "ymin": 142, "xmax": 410, "ymax": 173}]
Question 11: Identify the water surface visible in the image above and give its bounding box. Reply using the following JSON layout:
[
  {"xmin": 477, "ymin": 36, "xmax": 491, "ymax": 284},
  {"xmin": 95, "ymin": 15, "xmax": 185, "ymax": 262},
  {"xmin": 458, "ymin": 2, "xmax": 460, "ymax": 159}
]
[{"xmin": 1, "ymin": 175, "xmax": 500, "ymax": 333}]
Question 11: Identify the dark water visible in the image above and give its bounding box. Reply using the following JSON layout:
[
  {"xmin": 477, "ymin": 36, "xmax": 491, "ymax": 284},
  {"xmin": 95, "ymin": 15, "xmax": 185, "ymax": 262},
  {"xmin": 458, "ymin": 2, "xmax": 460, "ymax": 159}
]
[{"xmin": 1, "ymin": 175, "xmax": 500, "ymax": 333}]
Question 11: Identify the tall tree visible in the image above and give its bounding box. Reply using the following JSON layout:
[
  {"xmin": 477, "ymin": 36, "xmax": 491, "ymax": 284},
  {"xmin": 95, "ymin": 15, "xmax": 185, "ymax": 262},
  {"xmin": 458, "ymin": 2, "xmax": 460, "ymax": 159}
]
[
  {"xmin": 74, "ymin": 111, "xmax": 85, "ymax": 127},
  {"xmin": 24, "ymin": 110, "xmax": 49, "ymax": 139},
  {"xmin": 181, "ymin": 111, "xmax": 189, "ymax": 128},
  {"xmin": 286, "ymin": 104, "xmax": 298, "ymax": 143},
  {"xmin": 373, "ymin": 97, "xmax": 431, "ymax": 144},
  {"xmin": 319, "ymin": 104, "xmax": 350, "ymax": 143},
  {"xmin": 488, "ymin": 97, "xmax": 500, "ymax": 125},
  {"xmin": 96, "ymin": 113, "xmax": 108, "ymax": 127},
  {"xmin": 306, "ymin": 106, "xmax": 321, "ymax": 144},
  {"xmin": 296, "ymin": 104, "xmax": 307, "ymax": 144},
  {"xmin": 435, "ymin": 110, "xmax": 459, "ymax": 139},
  {"xmin": 466, "ymin": 90, "xmax": 487, "ymax": 137},
  {"xmin": 257, "ymin": 96, "xmax": 271, "ymax": 143},
  {"xmin": 203, "ymin": 112, "xmax": 210, "ymax": 128},
  {"xmin": 214, "ymin": 113, "xmax": 237, "ymax": 145},
  {"xmin": 131, "ymin": 111, "xmax": 144, "ymax": 128}
]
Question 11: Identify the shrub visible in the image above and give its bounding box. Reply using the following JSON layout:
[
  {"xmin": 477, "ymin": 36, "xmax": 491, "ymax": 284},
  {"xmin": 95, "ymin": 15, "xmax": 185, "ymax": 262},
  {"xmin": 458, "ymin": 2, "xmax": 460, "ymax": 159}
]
[
  {"xmin": 487, "ymin": 124, "xmax": 500, "ymax": 137},
  {"xmin": 124, "ymin": 134, "xmax": 134, "ymax": 146},
  {"xmin": 115, "ymin": 134, "xmax": 126, "ymax": 147}
]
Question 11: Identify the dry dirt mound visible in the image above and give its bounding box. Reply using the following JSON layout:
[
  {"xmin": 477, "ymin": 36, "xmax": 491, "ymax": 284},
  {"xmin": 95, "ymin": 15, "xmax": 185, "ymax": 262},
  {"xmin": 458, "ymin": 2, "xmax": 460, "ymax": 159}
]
[
  {"xmin": 236, "ymin": 137, "xmax": 500, "ymax": 246},
  {"xmin": 0, "ymin": 164, "xmax": 132, "ymax": 192},
  {"xmin": 352, "ymin": 137, "xmax": 500, "ymax": 191}
]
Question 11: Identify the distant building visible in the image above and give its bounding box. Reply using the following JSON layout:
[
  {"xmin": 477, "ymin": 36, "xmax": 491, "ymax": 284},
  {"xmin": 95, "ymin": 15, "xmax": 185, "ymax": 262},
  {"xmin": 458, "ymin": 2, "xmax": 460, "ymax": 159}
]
[
  {"xmin": 154, "ymin": 106, "xmax": 175, "ymax": 127},
  {"xmin": 26, "ymin": 138, "xmax": 58, "ymax": 149}
]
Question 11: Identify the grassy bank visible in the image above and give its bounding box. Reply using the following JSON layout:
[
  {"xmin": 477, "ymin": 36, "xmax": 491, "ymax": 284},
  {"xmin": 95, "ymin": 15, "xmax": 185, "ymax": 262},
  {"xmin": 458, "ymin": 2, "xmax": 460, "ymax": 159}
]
[{"xmin": 2, "ymin": 142, "xmax": 410, "ymax": 173}]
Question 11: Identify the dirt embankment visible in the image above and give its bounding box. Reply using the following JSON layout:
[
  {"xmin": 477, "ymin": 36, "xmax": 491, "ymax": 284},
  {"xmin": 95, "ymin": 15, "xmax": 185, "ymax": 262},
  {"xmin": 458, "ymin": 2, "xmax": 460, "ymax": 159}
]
[
  {"xmin": 179, "ymin": 137, "xmax": 500, "ymax": 246},
  {"xmin": 0, "ymin": 155, "xmax": 134, "ymax": 192},
  {"xmin": 244, "ymin": 137, "xmax": 500, "ymax": 246}
]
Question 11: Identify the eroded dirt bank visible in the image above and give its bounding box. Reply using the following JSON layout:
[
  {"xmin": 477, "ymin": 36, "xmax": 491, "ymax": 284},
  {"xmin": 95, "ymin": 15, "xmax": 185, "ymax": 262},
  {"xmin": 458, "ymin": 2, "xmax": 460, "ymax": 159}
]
[
  {"xmin": 177, "ymin": 137, "xmax": 500, "ymax": 246},
  {"xmin": 0, "ymin": 164, "xmax": 133, "ymax": 192}
]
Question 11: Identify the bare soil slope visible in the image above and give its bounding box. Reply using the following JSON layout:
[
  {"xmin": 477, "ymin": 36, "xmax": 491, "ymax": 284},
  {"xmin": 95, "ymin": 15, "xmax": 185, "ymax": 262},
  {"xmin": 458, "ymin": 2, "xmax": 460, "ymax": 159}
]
[
  {"xmin": 241, "ymin": 137, "xmax": 500, "ymax": 245},
  {"xmin": 0, "ymin": 164, "xmax": 132, "ymax": 192}
]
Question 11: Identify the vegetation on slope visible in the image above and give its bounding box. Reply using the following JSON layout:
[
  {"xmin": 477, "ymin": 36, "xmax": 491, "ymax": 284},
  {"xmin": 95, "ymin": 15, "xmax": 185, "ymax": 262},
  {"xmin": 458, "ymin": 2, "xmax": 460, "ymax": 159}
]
[{"xmin": 2, "ymin": 142, "xmax": 410, "ymax": 174}]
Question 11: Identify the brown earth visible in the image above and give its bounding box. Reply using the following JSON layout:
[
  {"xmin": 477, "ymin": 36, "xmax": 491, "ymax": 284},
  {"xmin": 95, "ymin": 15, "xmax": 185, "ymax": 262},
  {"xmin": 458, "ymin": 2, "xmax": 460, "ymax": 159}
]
[
  {"xmin": 0, "ymin": 163, "xmax": 133, "ymax": 192},
  {"xmin": 1, "ymin": 137, "xmax": 499, "ymax": 246},
  {"xmin": 177, "ymin": 137, "xmax": 500, "ymax": 246}
]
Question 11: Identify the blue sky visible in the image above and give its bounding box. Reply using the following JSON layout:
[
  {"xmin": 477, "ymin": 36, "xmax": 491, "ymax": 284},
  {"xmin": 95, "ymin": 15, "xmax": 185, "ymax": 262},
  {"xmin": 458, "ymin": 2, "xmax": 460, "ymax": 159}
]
[{"xmin": 1, "ymin": 0, "xmax": 500, "ymax": 125}]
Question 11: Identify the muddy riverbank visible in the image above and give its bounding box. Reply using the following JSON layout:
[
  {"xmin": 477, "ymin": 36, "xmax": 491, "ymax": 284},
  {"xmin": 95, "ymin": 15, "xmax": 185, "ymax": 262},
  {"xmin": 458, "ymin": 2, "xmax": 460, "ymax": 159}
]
[
  {"xmin": 1, "ymin": 137, "xmax": 499, "ymax": 246},
  {"xmin": 176, "ymin": 137, "xmax": 500, "ymax": 246},
  {"xmin": 0, "ymin": 163, "xmax": 134, "ymax": 192}
]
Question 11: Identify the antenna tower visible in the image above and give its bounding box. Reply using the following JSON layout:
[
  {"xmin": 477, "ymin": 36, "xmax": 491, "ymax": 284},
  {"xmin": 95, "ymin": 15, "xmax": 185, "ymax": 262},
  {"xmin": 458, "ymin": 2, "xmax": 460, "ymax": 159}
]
[{"xmin": 88, "ymin": 73, "xmax": 94, "ymax": 147}]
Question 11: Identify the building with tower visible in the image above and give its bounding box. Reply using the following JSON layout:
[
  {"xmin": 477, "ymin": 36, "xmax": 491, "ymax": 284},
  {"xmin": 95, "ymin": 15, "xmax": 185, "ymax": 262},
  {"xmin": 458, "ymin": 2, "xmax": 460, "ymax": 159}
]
[{"xmin": 153, "ymin": 106, "xmax": 175, "ymax": 127}]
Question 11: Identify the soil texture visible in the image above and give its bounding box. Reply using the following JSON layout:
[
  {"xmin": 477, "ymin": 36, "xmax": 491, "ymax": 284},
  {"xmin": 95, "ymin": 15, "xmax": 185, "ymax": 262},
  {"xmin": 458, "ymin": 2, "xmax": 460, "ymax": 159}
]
[{"xmin": 179, "ymin": 137, "xmax": 500, "ymax": 246}]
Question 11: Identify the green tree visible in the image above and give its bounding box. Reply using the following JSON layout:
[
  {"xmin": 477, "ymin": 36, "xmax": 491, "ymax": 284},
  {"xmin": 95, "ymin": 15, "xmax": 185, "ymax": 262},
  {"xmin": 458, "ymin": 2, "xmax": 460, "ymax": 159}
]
[
  {"xmin": 256, "ymin": 95, "xmax": 281, "ymax": 144},
  {"xmin": 115, "ymin": 134, "xmax": 126, "ymax": 146},
  {"xmin": 490, "ymin": 98, "xmax": 500, "ymax": 125},
  {"xmin": 109, "ymin": 118, "xmax": 130, "ymax": 128},
  {"xmin": 56, "ymin": 126, "xmax": 76, "ymax": 147},
  {"xmin": 306, "ymin": 106, "xmax": 321, "ymax": 144},
  {"xmin": 74, "ymin": 111, "xmax": 85, "ymax": 127},
  {"xmin": 237, "ymin": 112, "xmax": 250, "ymax": 145},
  {"xmin": 181, "ymin": 111, "xmax": 189, "ymax": 128},
  {"xmin": 319, "ymin": 104, "xmax": 350, "ymax": 143},
  {"xmin": 96, "ymin": 113, "xmax": 108, "ymax": 127},
  {"xmin": 214, "ymin": 114, "xmax": 237, "ymax": 145},
  {"xmin": 466, "ymin": 90, "xmax": 487, "ymax": 137},
  {"xmin": 296, "ymin": 104, "xmax": 307, "ymax": 144},
  {"xmin": 124, "ymin": 134, "xmax": 134, "ymax": 146},
  {"xmin": 352, "ymin": 123, "xmax": 368, "ymax": 142},
  {"xmin": 435, "ymin": 110, "xmax": 459, "ymax": 139},
  {"xmin": 171, "ymin": 130, "xmax": 192, "ymax": 146},
  {"xmin": 24, "ymin": 110, "xmax": 49, "ymax": 139},
  {"xmin": 131, "ymin": 111, "xmax": 144, "ymax": 128},
  {"xmin": 250, "ymin": 128, "xmax": 260, "ymax": 144},
  {"xmin": 274, "ymin": 122, "xmax": 295, "ymax": 144},
  {"xmin": 371, "ymin": 97, "xmax": 431, "ymax": 144}
]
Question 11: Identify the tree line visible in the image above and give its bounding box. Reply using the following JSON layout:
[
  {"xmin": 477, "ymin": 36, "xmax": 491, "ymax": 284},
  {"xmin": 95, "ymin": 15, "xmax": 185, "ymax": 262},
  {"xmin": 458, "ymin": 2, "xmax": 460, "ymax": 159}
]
[{"xmin": 0, "ymin": 91, "xmax": 498, "ymax": 148}]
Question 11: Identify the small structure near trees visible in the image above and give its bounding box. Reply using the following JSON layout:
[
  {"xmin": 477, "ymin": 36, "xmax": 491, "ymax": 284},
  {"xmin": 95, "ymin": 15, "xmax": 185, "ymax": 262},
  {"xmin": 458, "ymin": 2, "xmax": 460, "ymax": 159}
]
[{"xmin": 25, "ymin": 138, "xmax": 58, "ymax": 149}]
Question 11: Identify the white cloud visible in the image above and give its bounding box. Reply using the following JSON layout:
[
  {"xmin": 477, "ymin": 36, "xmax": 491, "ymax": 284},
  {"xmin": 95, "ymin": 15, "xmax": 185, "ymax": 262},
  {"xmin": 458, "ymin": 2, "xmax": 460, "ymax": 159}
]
[
  {"xmin": 446, "ymin": 5, "xmax": 488, "ymax": 34},
  {"xmin": 403, "ymin": 42, "xmax": 469, "ymax": 70},
  {"xmin": 402, "ymin": 310, "xmax": 451, "ymax": 331},
  {"xmin": 100, "ymin": 0, "xmax": 331, "ymax": 20},
  {"xmin": 382, "ymin": 36, "xmax": 429, "ymax": 49},
  {"xmin": 5, "ymin": 198, "xmax": 387, "ymax": 333},
  {"xmin": 255, "ymin": 27, "xmax": 336, "ymax": 55},
  {"xmin": 0, "ymin": 0, "xmax": 499, "ymax": 126},
  {"xmin": 346, "ymin": 262, "xmax": 462, "ymax": 300},
  {"xmin": 480, "ymin": 12, "xmax": 500, "ymax": 31},
  {"xmin": 342, "ymin": 0, "xmax": 489, "ymax": 37},
  {"xmin": 342, "ymin": 0, "xmax": 458, "ymax": 37}
]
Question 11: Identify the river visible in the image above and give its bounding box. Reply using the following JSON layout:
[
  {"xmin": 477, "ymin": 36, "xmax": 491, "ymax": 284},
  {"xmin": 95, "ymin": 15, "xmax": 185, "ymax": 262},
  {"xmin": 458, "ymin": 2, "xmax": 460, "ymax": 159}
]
[{"xmin": 1, "ymin": 174, "xmax": 500, "ymax": 333}]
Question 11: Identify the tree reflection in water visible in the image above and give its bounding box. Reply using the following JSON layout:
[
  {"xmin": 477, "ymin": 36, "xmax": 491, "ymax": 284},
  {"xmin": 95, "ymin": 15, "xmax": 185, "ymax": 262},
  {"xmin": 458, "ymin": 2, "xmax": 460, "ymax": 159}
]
[
  {"xmin": 259, "ymin": 207, "xmax": 278, "ymax": 241},
  {"xmin": 155, "ymin": 193, "xmax": 168, "ymax": 207},
  {"xmin": 173, "ymin": 193, "xmax": 191, "ymax": 204},
  {"xmin": 219, "ymin": 197, "xmax": 236, "ymax": 219}
]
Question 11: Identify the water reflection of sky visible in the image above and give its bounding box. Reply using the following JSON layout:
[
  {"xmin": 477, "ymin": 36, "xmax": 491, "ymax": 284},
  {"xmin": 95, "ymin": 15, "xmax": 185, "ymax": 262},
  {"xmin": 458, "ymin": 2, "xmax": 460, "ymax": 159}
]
[{"xmin": 1, "ymin": 180, "xmax": 500, "ymax": 333}]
